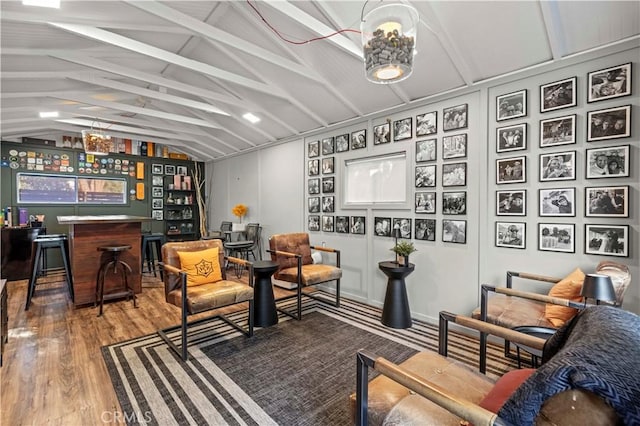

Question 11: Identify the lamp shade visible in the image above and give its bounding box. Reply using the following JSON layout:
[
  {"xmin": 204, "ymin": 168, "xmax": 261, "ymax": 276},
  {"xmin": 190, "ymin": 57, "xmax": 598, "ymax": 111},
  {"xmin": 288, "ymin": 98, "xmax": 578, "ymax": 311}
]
[
  {"xmin": 81, "ymin": 129, "xmax": 112, "ymax": 156},
  {"xmin": 581, "ymin": 274, "xmax": 616, "ymax": 302},
  {"xmin": 392, "ymin": 223, "xmax": 402, "ymax": 239},
  {"xmin": 361, "ymin": 3, "xmax": 419, "ymax": 84}
]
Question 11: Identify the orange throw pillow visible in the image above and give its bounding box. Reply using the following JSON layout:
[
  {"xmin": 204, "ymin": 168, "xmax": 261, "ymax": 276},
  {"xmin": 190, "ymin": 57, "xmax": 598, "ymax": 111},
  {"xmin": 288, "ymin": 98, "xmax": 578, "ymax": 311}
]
[
  {"xmin": 544, "ymin": 268, "xmax": 585, "ymax": 327},
  {"xmin": 177, "ymin": 247, "xmax": 222, "ymax": 286}
]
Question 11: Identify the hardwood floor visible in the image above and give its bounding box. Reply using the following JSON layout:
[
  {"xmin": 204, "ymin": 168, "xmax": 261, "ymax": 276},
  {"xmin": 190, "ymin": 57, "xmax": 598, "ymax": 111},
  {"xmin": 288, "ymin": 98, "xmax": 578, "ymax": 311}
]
[{"xmin": 1, "ymin": 269, "xmax": 290, "ymax": 425}]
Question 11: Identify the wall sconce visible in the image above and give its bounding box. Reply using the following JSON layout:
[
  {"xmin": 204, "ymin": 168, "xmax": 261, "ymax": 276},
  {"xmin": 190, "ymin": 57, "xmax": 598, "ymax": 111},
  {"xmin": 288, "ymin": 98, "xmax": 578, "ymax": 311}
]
[
  {"xmin": 361, "ymin": 2, "xmax": 419, "ymax": 84},
  {"xmin": 581, "ymin": 273, "xmax": 616, "ymax": 305},
  {"xmin": 81, "ymin": 129, "xmax": 113, "ymax": 156}
]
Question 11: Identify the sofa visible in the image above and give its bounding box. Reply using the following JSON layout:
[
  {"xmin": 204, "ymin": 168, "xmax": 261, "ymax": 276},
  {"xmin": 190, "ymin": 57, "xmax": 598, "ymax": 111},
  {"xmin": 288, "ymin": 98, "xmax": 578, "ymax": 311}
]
[{"xmin": 353, "ymin": 306, "xmax": 640, "ymax": 425}]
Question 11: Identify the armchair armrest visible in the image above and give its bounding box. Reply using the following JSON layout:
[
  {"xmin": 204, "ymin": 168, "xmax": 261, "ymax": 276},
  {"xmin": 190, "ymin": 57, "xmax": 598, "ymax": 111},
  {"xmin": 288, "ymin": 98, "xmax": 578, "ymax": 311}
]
[
  {"xmin": 506, "ymin": 271, "xmax": 562, "ymax": 289},
  {"xmin": 310, "ymin": 245, "xmax": 340, "ymax": 267},
  {"xmin": 266, "ymin": 248, "xmax": 301, "ymax": 259}
]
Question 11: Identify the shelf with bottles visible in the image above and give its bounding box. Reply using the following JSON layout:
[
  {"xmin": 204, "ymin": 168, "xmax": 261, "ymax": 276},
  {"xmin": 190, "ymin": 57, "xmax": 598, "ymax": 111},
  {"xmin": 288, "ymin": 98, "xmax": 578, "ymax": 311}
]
[{"xmin": 165, "ymin": 192, "xmax": 194, "ymax": 206}]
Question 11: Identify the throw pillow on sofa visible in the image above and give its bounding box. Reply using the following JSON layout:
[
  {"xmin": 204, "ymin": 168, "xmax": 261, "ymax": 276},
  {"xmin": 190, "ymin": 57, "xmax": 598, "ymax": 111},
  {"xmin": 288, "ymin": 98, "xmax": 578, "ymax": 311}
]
[{"xmin": 544, "ymin": 267, "xmax": 584, "ymax": 327}]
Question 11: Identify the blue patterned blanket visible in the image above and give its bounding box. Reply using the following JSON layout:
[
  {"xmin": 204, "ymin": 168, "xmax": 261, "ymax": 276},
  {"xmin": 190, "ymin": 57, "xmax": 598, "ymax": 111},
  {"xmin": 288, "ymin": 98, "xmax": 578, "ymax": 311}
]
[{"xmin": 499, "ymin": 306, "xmax": 640, "ymax": 425}]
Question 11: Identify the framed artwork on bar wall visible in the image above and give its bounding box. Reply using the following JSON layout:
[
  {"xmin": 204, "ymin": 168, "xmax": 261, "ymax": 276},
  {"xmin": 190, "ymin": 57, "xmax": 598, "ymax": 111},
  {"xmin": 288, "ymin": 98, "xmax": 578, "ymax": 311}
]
[
  {"xmin": 164, "ymin": 164, "xmax": 176, "ymax": 175},
  {"xmin": 442, "ymin": 134, "xmax": 467, "ymax": 159},
  {"xmin": 442, "ymin": 219, "xmax": 466, "ymax": 244},
  {"xmin": 496, "ymin": 90, "xmax": 527, "ymax": 121},
  {"xmin": 539, "ymin": 187, "xmax": 576, "ymax": 217},
  {"xmin": 587, "ymin": 63, "xmax": 632, "ymax": 103},
  {"xmin": 415, "ymin": 165, "xmax": 436, "ymax": 187},
  {"xmin": 496, "ymin": 156, "xmax": 526, "ymax": 184},
  {"xmin": 415, "ymin": 191, "xmax": 436, "ymax": 214},
  {"xmin": 540, "ymin": 114, "xmax": 576, "ymax": 148},
  {"xmin": 322, "ymin": 215, "xmax": 334, "ymax": 232},
  {"xmin": 496, "ymin": 123, "xmax": 526, "ymax": 152},
  {"xmin": 374, "ymin": 217, "xmax": 391, "ymax": 237},
  {"xmin": 335, "ymin": 216, "xmax": 349, "ymax": 233},
  {"xmin": 585, "ymin": 224, "xmax": 628, "ymax": 257},
  {"xmin": 442, "ymin": 162, "xmax": 466, "ymax": 187},
  {"xmin": 539, "ymin": 151, "xmax": 576, "ymax": 182},
  {"xmin": 350, "ymin": 216, "xmax": 366, "ymax": 234},
  {"xmin": 308, "ymin": 178, "xmax": 320, "ymax": 194},
  {"xmin": 152, "ymin": 164, "xmax": 163, "ymax": 174},
  {"xmin": 373, "ymin": 123, "xmax": 390, "ymax": 145},
  {"xmin": 496, "ymin": 221, "xmax": 526, "ymax": 249},
  {"xmin": 351, "ymin": 129, "xmax": 367, "ymax": 150},
  {"xmin": 416, "ymin": 111, "xmax": 437, "ymax": 136},
  {"xmin": 442, "ymin": 191, "xmax": 466, "ymax": 215},
  {"xmin": 416, "ymin": 139, "xmax": 436, "ymax": 162},
  {"xmin": 496, "ymin": 189, "xmax": 526, "ymax": 216},
  {"xmin": 540, "ymin": 76, "xmax": 577, "ymax": 113},
  {"xmin": 587, "ymin": 105, "xmax": 631, "ymax": 141},
  {"xmin": 393, "ymin": 118, "xmax": 412, "ymax": 141},
  {"xmin": 307, "ymin": 140, "xmax": 319, "ymax": 158},
  {"xmin": 335, "ymin": 134, "xmax": 349, "ymax": 153},
  {"xmin": 585, "ymin": 145, "xmax": 629, "ymax": 179},
  {"xmin": 415, "ymin": 218, "xmax": 436, "ymax": 241},
  {"xmin": 308, "ymin": 215, "xmax": 320, "ymax": 232},
  {"xmin": 443, "ymin": 104, "xmax": 468, "ymax": 131},
  {"xmin": 585, "ymin": 185, "xmax": 629, "ymax": 218},
  {"xmin": 393, "ymin": 218, "xmax": 412, "ymax": 239},
  {"xmin": 538, "ymin": 223, "xmax": 575, "ymax": 253}
]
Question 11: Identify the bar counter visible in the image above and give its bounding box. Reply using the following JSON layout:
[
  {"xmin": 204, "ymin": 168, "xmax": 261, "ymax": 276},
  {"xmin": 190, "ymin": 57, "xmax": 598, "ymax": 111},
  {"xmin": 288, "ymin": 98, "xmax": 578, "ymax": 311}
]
[{"xmin": 58, "ymin": 215, "xmax": 151, "ymax": 307}]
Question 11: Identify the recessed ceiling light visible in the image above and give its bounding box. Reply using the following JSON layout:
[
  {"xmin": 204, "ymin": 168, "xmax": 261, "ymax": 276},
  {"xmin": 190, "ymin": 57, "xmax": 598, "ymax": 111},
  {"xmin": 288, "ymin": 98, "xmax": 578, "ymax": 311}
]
[
  {"xmin": 39, "ymin": 111, "xmax": 59, "ymax": 118},
  {"xmin": 243, "ymin": 112, "xmax": 260, "ymax": 124},
  {"xmin": 22, "ymin": 0, "xmax": 60, "ymax": 8}
]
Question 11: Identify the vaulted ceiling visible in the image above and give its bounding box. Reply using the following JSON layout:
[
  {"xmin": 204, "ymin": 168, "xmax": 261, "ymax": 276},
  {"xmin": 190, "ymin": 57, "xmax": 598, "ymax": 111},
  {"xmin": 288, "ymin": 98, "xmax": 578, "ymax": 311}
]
[{"xmin": 1, "ymin": 1, "xmax": 638, "ymax": 161}]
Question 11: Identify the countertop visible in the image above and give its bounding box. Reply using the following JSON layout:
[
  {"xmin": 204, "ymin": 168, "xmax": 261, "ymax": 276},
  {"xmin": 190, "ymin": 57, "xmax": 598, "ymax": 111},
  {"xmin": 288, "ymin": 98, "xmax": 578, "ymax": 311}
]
[{"xmin": 57, "ymin": 215, "xmax": 152, "ymax": 225}]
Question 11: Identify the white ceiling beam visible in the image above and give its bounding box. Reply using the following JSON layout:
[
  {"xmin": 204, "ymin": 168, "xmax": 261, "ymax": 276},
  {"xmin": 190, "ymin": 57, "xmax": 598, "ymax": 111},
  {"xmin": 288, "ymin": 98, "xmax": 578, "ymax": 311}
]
[{"xmin": 539, "ymin": 1, "xmax": 567, "ymax": 60}]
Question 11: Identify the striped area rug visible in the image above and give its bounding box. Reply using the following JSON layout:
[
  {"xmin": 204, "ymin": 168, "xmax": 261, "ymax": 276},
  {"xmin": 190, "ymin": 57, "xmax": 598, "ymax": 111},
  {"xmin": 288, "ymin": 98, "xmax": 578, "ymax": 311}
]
[{"xmin": 102, "ymin": 294, "xmax": 517, "ymax": 425}]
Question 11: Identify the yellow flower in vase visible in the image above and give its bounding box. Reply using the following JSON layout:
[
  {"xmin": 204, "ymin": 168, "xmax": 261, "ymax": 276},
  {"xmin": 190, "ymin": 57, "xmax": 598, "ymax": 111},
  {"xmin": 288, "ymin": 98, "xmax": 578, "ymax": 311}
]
[{"xmin": 232, "ymin": 204, "xmax": 248, "ymax": 223}]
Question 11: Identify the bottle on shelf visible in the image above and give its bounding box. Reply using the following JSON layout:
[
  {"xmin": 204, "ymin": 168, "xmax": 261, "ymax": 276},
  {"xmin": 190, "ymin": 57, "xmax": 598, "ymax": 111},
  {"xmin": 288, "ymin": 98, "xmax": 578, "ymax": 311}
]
[{"xmin": 166, "ymin": 192, "xmax": 174, "ymax": 205}]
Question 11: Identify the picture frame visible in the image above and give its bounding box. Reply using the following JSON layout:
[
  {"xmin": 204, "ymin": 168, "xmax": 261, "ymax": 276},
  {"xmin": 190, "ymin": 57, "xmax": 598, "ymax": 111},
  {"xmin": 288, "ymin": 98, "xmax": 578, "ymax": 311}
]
[
  {"xmin": 321, "ymin": 195, "xmax": 335, "ymax": 213},
  {"xmin": 415, "ymin": 139, "xmax": 436, "ymax": 162},
  {"xmin": 335, "ymin": 216, "xmax": 350, "ymax": 233},
  {"xmin": 335, "ymin": 134, "xmax": 349, "ymax": 153},
  {"xmin": 308, "ymin": 140, "xmax": 320, "ymax": 158},
  {"xmin": 496, "ymin": 190, "xmax": 526, "ymax": 216},
  {"xmin": 351, "ymin": 129, "xmax": 367, "ymax": 150},
  {"xmin": 308, "ymin": 215, "xmax": 320, "ymax": 232},
  {"xmin": 585, "ymin": 145, "xmax": 629, "ymax": 179},
  {"xmin": 308, "ymin": 178, "xmax": 320, "ymax": 194},
  {"xmin": 176, "ymin": 165, "xmax": 187, "ymax": 176},
  {"xmin": 497, "ymin": 89, "xmax": 527, "ymax": 121},
  {"xmin": 164, "ymin": 164, "xmax": 176, "ymax": 175},
  {"xmin": 321, "ymin": 157, "xmax": 334, "ymax": 174},
  {"xmin": 443, "ymin": 104, "xmax": 468, "ymax": 131},
  {"xmin": 442, "ymin": 191, "xmax": 466, "ymax": 215},
  {"xmin": 322, "ymin": 215, "xmax": 334, "ymax": 232},
  {"xmin": 152, "ymin": 164, "xmax": 163, "ymax": 175},
  {"xmin": 442, "ymin": 162, "xmax": 466, "ymax": 187},
  {"xmin": 415, "ymin": 165, "xmax": 436, "ymax": 188},
  {"xmin": 151, "ymin": 210, "xmax": 163, "ymax": 221},
  {"xmin": 152, "ymin": 187, "xmax": 163, "ymax": 198},
  {"xmin": 496, "ymin": 221, "xmax": 526, "ymax": 249},
  {"xmin": 152, "ymin": 176, "xmax": 163, "ymax": 186},
  {"xmin": 373, "ymin": 123, "xmax": 391, "ymax": 145},
  {"xmin": 374, "ymin": 217, "xmax": 391, "ymax": 237},
  {"xmin": 350, "ymin": 216, "xmax": 366, "ymax": 234},
  {"xmin": 539, "ymin": 151, "xmax": 576, "ymax": 182},
  {"xmin": 540, "ymin": 76, "xmax": 577, "ymax": 113},
  {"xmin": 392, "ymin": 218, "xmax": 412, "ymax": 239},
  {"xmin": 308, "ymin": 159, "xmax": 319, "ymax": 176},
  {"xmin": 587, "ymin": 105, "xmax": 631, "ymax": 141},
  {"xmin": 540, "ymin": 114, "xmax": 576, "ymax": 147},
  {"xmin": 321, "ymin": 137, "xmax": 335, "ymax": 155},
  {"xmin": 308, "ymin": 197, "xmax": 320, "ymax": 213},
  {"xmin": 585, "ymin": 185, "xmax": 629, "ymax": 218},
  {"xmin": 588, "ymin": 63, "xmax": 632, "ymax": 103},
  {"xmin": 415, "ymin": 191, "xmax": 436, "ymax": 214},
  {"xmin": 585, "ymin": 224, "xmax": 628, "ymax": 257},
  {"xmin": 442, "ymin": 219, "xmax": 466, "ymax": 244},
  {"xmin": 393, "ymin": 118, "xmax": 412, "ymax": 141},
  {"xmin": 416, "ymin": 111, "xmax": 437, "ymax": 136},
  {"xmin": 496, "ymin": 156, "xmax": 526, "ymax": 184},
  {"xmin": 152, "ymin": 198, "xmax": 163, "ymax": 209},
  {"xmin": 539, "ymin": 187, "xmax": 576, "ymax": 217},
  {"xmin": 442, "ymin": 134, "xmax": 467, "ymax": 159},
  {"xmin": 322, "ymin": 176, "xmax": 335, "ymax": 193},
  {"xmin": 415, "ymin": 219, "xmax": 436, "ymax": 241},
  {"xmin": 538, "ymin": 223, "xmax": 575, "ymax": 253},
  {"xmin": 496, "ymin": 124, "xmax": 526, "ymax": 152}
]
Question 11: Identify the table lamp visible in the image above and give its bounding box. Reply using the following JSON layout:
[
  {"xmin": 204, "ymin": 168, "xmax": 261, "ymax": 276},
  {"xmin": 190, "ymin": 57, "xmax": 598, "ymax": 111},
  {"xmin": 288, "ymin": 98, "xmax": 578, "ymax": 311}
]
[
  {"xmin": 392, "ymin": 223, "xmax": 402, "ymax": 264},
  {"xmin": 581, "ymin": 273, "xmax": 616, "ymax": 305}
]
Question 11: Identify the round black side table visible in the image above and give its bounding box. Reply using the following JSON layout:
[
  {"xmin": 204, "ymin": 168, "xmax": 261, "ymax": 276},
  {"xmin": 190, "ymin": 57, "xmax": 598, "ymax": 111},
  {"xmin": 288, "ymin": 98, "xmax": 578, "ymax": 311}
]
[
  {"xmin": 378, "ymin": 261, "xmax": 415, "ymax": 329},
  {"xmin": 253, "ymin": 260, "xmax": 280, "ymax": 327}
]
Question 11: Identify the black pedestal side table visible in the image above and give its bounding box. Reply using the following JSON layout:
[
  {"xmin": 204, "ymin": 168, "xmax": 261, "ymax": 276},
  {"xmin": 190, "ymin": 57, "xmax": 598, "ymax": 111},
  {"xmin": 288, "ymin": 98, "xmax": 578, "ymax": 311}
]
[
  {"xmin": 253, "ymin": 260, "xmax": 280, "ymax": 327},
  {"xmin": 378, "ymin": 261, "xmax": 415, "ymax": 329}
]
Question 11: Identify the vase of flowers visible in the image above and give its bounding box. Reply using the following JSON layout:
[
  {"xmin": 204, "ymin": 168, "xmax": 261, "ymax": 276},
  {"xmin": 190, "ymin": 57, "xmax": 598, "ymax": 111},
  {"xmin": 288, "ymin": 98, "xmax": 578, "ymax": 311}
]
[{"xmin": 232, "ymin": 204, "xmax": 248, "ymax": 231}]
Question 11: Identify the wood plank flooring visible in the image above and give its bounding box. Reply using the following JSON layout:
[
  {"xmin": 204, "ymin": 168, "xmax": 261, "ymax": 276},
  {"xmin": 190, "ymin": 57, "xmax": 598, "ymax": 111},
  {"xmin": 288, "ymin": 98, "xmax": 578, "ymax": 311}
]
[{"xmin": 0, "ymin": 270, "xmax": 292, "ymax": 425}]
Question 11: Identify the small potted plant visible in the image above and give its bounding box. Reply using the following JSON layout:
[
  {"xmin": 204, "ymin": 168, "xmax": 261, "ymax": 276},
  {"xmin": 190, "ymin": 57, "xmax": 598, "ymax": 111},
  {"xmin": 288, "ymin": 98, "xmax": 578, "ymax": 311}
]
[{"xmin": 390, "ymin": 241, "xmax": 417, "ymax": 266}]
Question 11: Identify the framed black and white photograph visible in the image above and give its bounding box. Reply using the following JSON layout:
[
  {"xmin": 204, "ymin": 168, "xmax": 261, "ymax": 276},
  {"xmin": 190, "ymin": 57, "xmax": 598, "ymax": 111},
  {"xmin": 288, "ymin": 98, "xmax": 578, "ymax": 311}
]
[
  {"xmin": 351, "ymin": 129, "xmax": 367, "ymax": 150},
  {"xmin": 322, "ymin": 176, "xmax": 334, "ymax": 193},
  {"xmin": 308, "ymin": 178, "xmax": 320, "ymax": 194},
  {"xmin": 415, "ymin": 165, "xmax": 436, "ymax": 188},
  {"xmin": 539, "ymin": 188, "xmax": 576, "ymax": 217},
  {"xmin": 152, "ymin": 187, "xmax": 163, "ymax": 198},
  {"xmin": 538, "ymin": 223, "xmax": 574, "ymax": 253},
  {"xmin": 588, "ymin": 63, "xmax": 631, "ymax": 103},
  {"xmin": 164, "ymin": 164, "xmax": 176, "ymax": 175},
  {"xmin": 308, "ymin": 197, "xmax": 320, "ymax": 213},
  {"xmin": 415, "ymin": 219, "xmax": 436, "ymax": 241},
  {"xmin": 308, "ymin": 159, "xmax": 319, "ymax": 176},
  {"xmin": 585, "ymin": 145, "xmax": 629, "ymax": 178},
  {"xmin": 415, "ymin": 191, "xmax": 436, "ymax": 214},
  {"xmin": 497, "ymin": 124, "xmax": 526, "ymax": 152},
  {"xmin": 321, "ymin": 137, "xmax": 334, "ymax": 155},
  {"xmin": 308, "ymin": 215, "xmax": 320, "ymax": 232},
  {"xmin": 350, "ymin": 216, "xmax": 366, "ymax": 234},
  {"xmin": 442, "ymin": 162, "xmax": 466, "ymax": 187},
  {"xmin": 587, "ymin": 105, "xmax": 631, "ymax": 141},
  {"xmin": 308, "ymin": 140, "xmax": 319, "ymax": 158},
  {"xmin": 585, "ymin": 186, "xmax": 629, "ymax": 218},
  {"xmin": 321, "ymin": 157, "xmax": 334, "ymax": 174},
  {"xmin": 416, "ymin": 111, "xmax": 437, "ymax": 136},
  {"xmin": 497, "ymin": 90, "xmax": 527, "ymax": 121},
  {"xmin": 443, "ymin": 104, "xmax": 468, "ymax": 131},
  {"xmin": 152, "ymin": 164, "xmax": 163, "ymax": 174},
  {"xmin": 540, "ymin": 114, "xmax": 576, "ymax": 147},
  {"xmin": 335, "ymin": 216, "xmax": 350, "ymax": 233},
  {"xmin": 442, "ymin": 191, "xmax": 466, "ymax": 215},
  {"xmin": 539, "ymin": 151, "xmax": 576, "ymax": 182},
  {"xmin": 496, "ymin": 156, "xmax": 526, "ymax": 184},
  {"xmin": 176, "ymin": 165, "xmax": 188, "ymax": 176},
  {"xmin": 152, "ymin": 175, "xmax": 163, "ymax": 186},
  {"xmin": 393, "ymin": 218, "xmax": 412, "ymax": 239},
  {"xmin": 442, "ymin": 134, "xmax": 467, "ymax": 159},
  {"xmin": 151, "ymin": 210, "xmax": 163, "ymax": 221},
  {"xmin": 496, "ymin": 222, "xmax": 526, "ymax": 249},
  {"xmin": 585, "ymin": 224, "xmax": 628, "ymax": 257},
  {"xmin": 374, "ymin": 217, "xmax": 391, "ymax": 237},
  {"xmin": 322, "ymin": 215, "xmax": 334, "ymax": 232},
  {"xmin": 442, "ymin": 219, "xmax": 466, "ymax": 244},
  {"xmin": 416, "ymin": 139, "xmax": 436, "ymax": 162},
  {"xmin": 393, "ymin": 118, "xmax": 412, "ymax": 141},
  {"xmin": 335, "ymin": 134, "xmax": 349, "ymax": 153},
  {"xmin": 540, "ymin": 77, "xmax": 577, "ymax": 113},
  {"xmin": 321, "ymin": 195, "xmax": 334, "ymax": 213},
  {"xmin": 373, "ymin": 123, "xmax": 391, "ymax": 145},
  {"xmin": 152, "ymin": 198, "xmax": 163, "ymax": 209},
  {"xmin": 496, "ymin": 190, "xmax": 526, "ymax": 216}
]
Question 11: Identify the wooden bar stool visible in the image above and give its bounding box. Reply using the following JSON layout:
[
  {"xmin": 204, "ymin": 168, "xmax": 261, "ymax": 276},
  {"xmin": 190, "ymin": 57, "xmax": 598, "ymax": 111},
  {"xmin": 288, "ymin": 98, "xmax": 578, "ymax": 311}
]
[
  {"xmin": 25, "ymin": 235, "xmax": 74, "ymax": 310},
  {"xmin": 95, "ymin": 245, "xmax": 136, "ymax": 316},
  {"xmin": 141, "ymin": 232, "xmax": 165, "ymax": 279}
]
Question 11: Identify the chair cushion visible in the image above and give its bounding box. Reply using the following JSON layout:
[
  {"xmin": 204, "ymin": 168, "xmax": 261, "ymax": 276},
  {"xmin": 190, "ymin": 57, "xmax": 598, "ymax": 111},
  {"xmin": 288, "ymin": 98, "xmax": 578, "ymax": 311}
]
[
  {"xmin": 479, "ymin": 368, "xmax": 535, "ymax": 413},
  {"xmin": 545, "ymin": 268, "xmax": 584, "ymax": 327},
  {"xmin": 275, "ymin": 264, "xmax": 342, "ymax": 286},
  {"xmin": 177, "ymin": 247, "xmax": 222, "ymax": 286},
  {"xmin": 471, "ymin": 293, "xmax": 554, "ymax": 329},
  {"xmin": 168, "ymin": 280, "xmax": 253, "ymax": 315}
]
